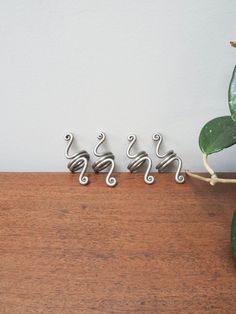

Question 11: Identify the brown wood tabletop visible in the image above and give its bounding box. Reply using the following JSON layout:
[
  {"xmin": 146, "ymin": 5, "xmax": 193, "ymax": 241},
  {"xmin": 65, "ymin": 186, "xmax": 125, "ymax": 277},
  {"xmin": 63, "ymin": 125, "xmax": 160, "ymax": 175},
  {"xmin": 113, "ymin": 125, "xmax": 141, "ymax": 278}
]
[{"xmin": 0, "ymin": 172, "xmax": 236, "ymax": 313}]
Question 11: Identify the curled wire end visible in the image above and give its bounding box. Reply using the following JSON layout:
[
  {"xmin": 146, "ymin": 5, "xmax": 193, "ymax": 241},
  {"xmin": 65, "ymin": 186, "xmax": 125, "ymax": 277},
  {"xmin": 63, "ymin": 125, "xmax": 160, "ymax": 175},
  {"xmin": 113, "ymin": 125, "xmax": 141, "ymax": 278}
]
[
  {"xmin": 79, "ymin": 174, "xmax": 89, "ymax": 186},
  {"xmin": 145, "ymin": 174, "xmax": 155, "ymax": 185},
  {"xmin": 174, "ymin": 158, "xmax": 185, "ymax": 184},
  {"xmin": 144, "ymin": 156, "xmax": 154, "ymax": 185},
  {"xmin": 152, "ymin": 133, "xmax": 161, "ymax": 141},
  {"xmin": 105, "ymin": 158, "xmax": 116, "ymax": 187},
  {"xmin": 94, "ymin": 131, "xmax": 107, "ymax": 157},
  {"xmin": 176, "ymin": 173, "xmax": 185, "ymax": 184},
  {"xmin": 106, "ymin": 176, "xmax": 117, "ymax": 187},
  {"xmin": 78, "ymin": 157, "xmax": 89, "ymax": 186},
  {"xmin": 65, "ymin": 133, "xmax": 73, "ymax": 141},
  {"xmin": 97, "ymin": 132, "xmax": 105, "ymax": 141},
  {"xmin": 128, "ymin": 134, "xmax": 136, "ymax": 141}
]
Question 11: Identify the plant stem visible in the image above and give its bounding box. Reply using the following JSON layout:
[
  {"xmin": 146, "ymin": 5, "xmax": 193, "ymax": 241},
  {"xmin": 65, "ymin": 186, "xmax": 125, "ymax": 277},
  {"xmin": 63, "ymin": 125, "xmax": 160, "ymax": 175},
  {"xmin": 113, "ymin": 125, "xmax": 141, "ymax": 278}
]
[
  {"xmin": 230, "ymin": 41, "xmax": 236, "ymax": 48},
  {"xmin": 186, "ymin": 154, "xmax": 236, "ymax": 185}
]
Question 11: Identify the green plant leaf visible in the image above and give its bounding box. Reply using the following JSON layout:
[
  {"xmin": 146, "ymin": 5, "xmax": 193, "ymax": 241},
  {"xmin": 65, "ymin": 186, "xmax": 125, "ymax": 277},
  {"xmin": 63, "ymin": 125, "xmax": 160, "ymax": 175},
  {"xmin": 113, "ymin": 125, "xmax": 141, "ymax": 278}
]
[
  {"xmin": 231, "ymin": 209, "xmax": 236, "ymax": 258},
  {"xmin": 199, "ymin": 116, "xmax": 236, "ymax": 154},
  {"xmin": 229, "ymin": 65, "xmax": 236, "ymax": 122}
]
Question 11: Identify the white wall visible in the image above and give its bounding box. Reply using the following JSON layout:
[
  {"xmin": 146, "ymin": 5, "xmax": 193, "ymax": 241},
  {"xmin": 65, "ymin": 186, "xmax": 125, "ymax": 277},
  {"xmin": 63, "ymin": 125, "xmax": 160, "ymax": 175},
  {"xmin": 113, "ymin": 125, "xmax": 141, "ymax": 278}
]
[{"xmin": 0, "ymin": 0, "xmax": 235, "ymax": 172}]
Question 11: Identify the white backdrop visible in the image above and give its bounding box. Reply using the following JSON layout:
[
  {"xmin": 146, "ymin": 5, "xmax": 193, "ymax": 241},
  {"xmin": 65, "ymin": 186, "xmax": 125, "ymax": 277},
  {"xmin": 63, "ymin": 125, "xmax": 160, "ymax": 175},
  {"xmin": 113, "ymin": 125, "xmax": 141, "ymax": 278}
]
[{"xmin": 0, "ymin": 0, "xmax": 235, "ymax": 172}]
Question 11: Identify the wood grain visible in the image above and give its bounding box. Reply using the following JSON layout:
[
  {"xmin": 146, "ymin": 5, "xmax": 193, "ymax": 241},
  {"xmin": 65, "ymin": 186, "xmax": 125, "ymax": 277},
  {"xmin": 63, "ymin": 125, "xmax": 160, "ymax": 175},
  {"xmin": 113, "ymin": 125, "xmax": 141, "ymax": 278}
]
[{"xmin": 0, "ymin": 172, "xmax": 236, "ymax": 313}]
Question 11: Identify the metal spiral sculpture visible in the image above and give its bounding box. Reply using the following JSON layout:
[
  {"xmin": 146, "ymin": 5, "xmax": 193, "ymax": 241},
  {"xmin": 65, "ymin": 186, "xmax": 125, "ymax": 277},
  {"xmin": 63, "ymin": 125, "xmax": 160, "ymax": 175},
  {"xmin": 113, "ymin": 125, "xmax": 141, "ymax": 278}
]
[
  {"xmin": 64, "ymin": 133, "xmax": 90, "ymax": 185},
  {"xmin": 153, "ymin": 133, "xmax": 185, "ymax": 184},
  {"xmin": 126, "ymin": 134, "xmax": 154, "ymax": 184},
  {"xmin": 92, "ymin": 132, "xmax": 117, "ymax": 187}
]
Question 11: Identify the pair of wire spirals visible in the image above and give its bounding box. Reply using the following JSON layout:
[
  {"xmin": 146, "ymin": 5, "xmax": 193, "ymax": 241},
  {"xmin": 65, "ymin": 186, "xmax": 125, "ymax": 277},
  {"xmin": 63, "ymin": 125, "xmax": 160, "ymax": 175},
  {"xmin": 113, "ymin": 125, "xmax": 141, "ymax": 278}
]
[
  {"xmin": 65, "ymin": 132, "xmax": 117, "ymax": 187},
  {"xmin": 126, "ymin": 133, "xmax": 184, "ymax": 184}
]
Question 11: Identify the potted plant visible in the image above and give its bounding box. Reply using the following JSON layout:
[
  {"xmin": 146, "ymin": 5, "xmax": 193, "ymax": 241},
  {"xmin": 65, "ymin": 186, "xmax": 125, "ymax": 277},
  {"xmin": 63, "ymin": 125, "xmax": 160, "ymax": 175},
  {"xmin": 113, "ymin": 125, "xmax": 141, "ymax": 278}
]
[{"xmin": 187, "ymin": 42, "xmax": 236, "ymax": 257}]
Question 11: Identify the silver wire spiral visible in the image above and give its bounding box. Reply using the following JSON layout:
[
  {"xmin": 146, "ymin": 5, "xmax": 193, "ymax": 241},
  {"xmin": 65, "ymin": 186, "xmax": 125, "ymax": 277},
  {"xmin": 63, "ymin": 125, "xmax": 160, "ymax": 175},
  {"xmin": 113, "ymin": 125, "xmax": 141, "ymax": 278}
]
[
  {"xmin": 153, "ymin": 133, "xmax": 185, "ymax": 184},
  {"xmin": 126, "ymin": 134, "xmax": 154, "ymax": 184},
  {"xmin": 92, "ymin": 132, "xmax": 117, "ymax": 187},
  {"xmin": 64, "ymin": 133, "xmax": 90, "ymax": 185}
]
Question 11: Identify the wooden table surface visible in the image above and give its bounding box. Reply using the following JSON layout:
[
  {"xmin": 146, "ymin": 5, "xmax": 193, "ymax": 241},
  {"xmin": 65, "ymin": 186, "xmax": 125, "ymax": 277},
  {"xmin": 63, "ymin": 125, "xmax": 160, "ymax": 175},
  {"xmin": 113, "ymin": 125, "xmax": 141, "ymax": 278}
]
[{"xmin": 0, "ymin": 172, "xmax": 236, "ymax": 313}]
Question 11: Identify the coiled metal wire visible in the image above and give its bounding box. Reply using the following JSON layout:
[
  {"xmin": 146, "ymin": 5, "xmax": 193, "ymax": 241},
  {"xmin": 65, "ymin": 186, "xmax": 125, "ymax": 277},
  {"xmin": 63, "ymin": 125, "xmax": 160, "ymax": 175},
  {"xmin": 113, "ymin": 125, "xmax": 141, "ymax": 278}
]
[
  {"xmin": 92, "ymin": 132, "xmax": 117, "ymax": 187},
  {"xmin": 127, "ymin": 134, "xmax": 154, "ymax": 184},
  {"xmin": 64, "ymin": 133, "xmax": 90, "ymax": 185},
  {"xmin": 153, "ymin": 133, "xmax": 185, "ymax": 184}
]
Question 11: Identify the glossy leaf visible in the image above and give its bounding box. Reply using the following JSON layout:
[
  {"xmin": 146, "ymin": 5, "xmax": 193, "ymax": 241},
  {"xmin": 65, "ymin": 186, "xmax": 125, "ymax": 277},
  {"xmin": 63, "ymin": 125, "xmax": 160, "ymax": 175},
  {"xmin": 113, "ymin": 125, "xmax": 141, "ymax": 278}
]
[
  {"xmin": 229, "ymin": 65, "xmax": 236, "ymax": 122},
  {"xmin": 199, "ymin": 116, "xmax": 236, "ymax": 154},
  {"xmin": 231, "ymin": 210, "xmax": 236, "ymax": 258}
]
